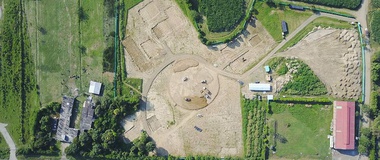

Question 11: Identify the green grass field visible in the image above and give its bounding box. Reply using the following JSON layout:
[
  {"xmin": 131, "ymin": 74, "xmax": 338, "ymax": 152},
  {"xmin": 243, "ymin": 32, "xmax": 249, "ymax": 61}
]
[
  {"xmin": 25, "ymin": 0, "xmax": 80, "ymax": 105},
  {"xmin": 268, "ymin": 102, "xmax": 332, "ymax": 159},
  {"xmin": 254, "ymin": 1, "xmax": 312, "ymax": 42},
  {"xmin": 278, "ymin": 17, "xmax": 354, "ymax": 52},
  {"xmin": 24, "ymin": 0, "xmax": 113, "ymax": 105},
  {"xmin": 79, "ymin": 0, "xmax": 110, "ymax": 93}
]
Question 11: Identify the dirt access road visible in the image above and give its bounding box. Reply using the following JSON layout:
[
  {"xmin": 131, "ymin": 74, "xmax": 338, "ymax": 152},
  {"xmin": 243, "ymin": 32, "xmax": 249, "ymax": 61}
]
[
  {"xmin": 141, "ymin": 12, "xmax": 356, "ymax": 97},
  {"xmin": 0, "ymin": 123, "xmax": 17, "ymax": 160}
]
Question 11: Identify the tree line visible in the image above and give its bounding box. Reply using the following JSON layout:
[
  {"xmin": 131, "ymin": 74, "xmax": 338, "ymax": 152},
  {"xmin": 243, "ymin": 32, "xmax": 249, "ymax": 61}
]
[
  {"xmin": 290, "ymin": 0, "xmax": 361, "ymax": 10},
  {"xmin": 0, "ymin": 0, "xmax": 39, "ymax": 145}
]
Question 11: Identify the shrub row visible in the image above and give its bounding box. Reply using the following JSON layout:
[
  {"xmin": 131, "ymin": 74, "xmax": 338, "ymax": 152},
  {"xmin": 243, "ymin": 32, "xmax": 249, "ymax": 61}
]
[
  {"xmin": 371, "ymin": 11, "xmax": 380, "ymax": 44},
  {"xmin": 274, "ymin": 97, "xmax": 332, "ymax": 104},
  {"xmin": 290, "ymin": 0, "xmax": 361, "ymax": 10}
]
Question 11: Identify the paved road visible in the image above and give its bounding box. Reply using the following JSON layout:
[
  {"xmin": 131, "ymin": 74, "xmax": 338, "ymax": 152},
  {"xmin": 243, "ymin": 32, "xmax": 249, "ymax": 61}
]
[{"xmin": 0, "ymin": 123, "xmax": 17, "ymax": 160}]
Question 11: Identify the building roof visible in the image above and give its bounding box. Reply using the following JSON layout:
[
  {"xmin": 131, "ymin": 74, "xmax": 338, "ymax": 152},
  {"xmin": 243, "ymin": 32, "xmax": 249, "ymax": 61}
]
[
  {"xmin": 281, "ymin": 21, "xmax": 288, "ymax": 33},
  {"xmin": 249, "ymin": 83, "xmax": 271, "ymax": 91},
  {"xmin": 333, "ymin": 101, "xmax": 355, "ymax": 150},
  {"xmin": 56, "ymin": 96, "xmax": 78, "ymax": 143},
  {"xmin": 89, "ymin": 81, "xmax": 102, "ymax": 95},
  {"xmin": 267, "ymin": 95, "xmax": 274, "ymax": 100},
  {"xmin": 264, "ymin": 66, "xmax": 271, "ymax": 72},
  {"xmin": 80, "ymin": 96, "xmax": 95, "ymax": 132}
]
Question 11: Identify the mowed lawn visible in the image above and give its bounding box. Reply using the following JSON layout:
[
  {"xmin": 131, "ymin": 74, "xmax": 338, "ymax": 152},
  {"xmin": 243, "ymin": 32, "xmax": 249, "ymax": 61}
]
[
  {"xmin": 268, "ymin": 102, "xmax": 332, "ymax": 159},
  {"xmin": 254, "ymin": 2, "xmax": 312, "ymax": 42}
]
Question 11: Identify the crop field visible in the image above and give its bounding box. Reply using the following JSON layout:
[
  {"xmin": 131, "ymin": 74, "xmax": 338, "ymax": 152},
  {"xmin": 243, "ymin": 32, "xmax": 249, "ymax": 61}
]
[
  {"xmin": 254, "ymin": 1, "xmax": 312, "ymax": 42},
  {"xmin": 268, "ymin": 102, "xmax": 332, "ymax": 159},
  {"xmin": 0, "ymin": 0, "xmax": 40, "ymax": 146}
]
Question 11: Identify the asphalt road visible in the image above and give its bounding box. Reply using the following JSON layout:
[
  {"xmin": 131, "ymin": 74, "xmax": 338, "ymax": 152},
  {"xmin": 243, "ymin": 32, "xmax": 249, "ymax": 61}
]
[{"xmin": 0, "ymin": 123, "xmax": 17, "ymax": 160}]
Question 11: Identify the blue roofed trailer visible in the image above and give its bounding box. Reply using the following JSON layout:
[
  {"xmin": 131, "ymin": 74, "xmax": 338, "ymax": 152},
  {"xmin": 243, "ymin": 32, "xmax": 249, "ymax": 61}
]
[
  {"xmin": 281, "ymin": 21, "xmax": 288, "ymax": 33},
  {"xmin": 289, "ymin": 4, "xmax": 305, "ymax": 11}
]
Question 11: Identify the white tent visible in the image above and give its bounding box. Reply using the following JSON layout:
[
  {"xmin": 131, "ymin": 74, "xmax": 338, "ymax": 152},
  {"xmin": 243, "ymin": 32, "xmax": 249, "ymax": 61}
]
[{"xmin": 249, "ymin": 83, "xmax": 271, "ymax": 91}]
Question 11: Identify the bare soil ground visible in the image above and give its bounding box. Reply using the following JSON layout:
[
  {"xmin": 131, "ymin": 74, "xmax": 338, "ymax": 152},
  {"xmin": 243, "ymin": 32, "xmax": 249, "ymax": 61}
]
[
  {"xmin": 123, "ymin": 59, "xmax": 243, "ymax": 157},
  {"xmin": 124, "ymin": 0, "xmax": 276, "ymax": 75},
  {"xmin": 278, "ymin": 29, "xmax": 361, "ymax": 99},
  {"xmin": 170, "ymin": 60, "xmax": 219, "ymax": 110}
]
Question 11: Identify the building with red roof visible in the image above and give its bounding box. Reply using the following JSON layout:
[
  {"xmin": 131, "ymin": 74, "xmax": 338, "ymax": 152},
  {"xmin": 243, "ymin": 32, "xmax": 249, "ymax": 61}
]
[{"xmin": 333, "ymin": 101, "xmax": 355, "ymax": 150}]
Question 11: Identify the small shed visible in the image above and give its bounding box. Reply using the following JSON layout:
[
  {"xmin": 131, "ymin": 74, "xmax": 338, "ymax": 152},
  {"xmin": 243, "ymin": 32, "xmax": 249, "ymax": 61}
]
[
  {"xmin": 289, "ymin": 5, "xmax": 305, "ymax": 11},
  {"xmin": 281, "ymin": 21, "xmax": 288, "ymax": 33},
  {"xmin": 249, "ymin": 83, "xmax": 271, "ymax": 92},
  {"xmin": 267, "ymin": 95, "xmax": 273, "ymax": 101},
  {"xmin": 89, "ymin": 81, "xmax": 102, "ymax": 95},
  {"xmin": 264, "ymin": 66, "xmax": 271, "ymax": 73}
]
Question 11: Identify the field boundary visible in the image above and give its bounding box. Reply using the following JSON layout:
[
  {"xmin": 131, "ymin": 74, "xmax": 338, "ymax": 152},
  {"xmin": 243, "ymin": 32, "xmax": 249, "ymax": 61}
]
[{"xmin": 358, "ymin": 22, "xmax": 366, "ymax": 103}]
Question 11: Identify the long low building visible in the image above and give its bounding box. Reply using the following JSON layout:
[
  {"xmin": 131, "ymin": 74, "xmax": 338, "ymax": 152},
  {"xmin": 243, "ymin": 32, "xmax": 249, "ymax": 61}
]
[
  {"xmin": 56, "ymin": 96, "xmax": 78, "ymax": 143},
  {"xmin": 249, "ymin": 83, "xmax": 271, "ymax": 92},
  {"xmin": 333, "ymin": 101, "xmax": 355, "ymax": 150},
  {"xmin": 80, "ymin": 96, "xmax": 95, "ymax": 132}
]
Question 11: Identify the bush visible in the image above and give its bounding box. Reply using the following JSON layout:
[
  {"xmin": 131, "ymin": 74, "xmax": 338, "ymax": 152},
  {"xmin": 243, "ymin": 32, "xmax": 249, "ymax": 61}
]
[
  {"xmin": 281, "ymin": 60, "xmax": 328, "ymax": 96},
  {"xmin": 199, "ymin": 0, "xmax": 245, "ymax": 32},
  {"xmin": 277, "ymin": 63, "xmax": 288, "ymax": 75},
  {"xmin": 291, "ymin": 0, "xmax": 361, "ymax": 9},
  {"xmin": 371, "ymin": 11, "xmax": 380, "ymax": 43}
]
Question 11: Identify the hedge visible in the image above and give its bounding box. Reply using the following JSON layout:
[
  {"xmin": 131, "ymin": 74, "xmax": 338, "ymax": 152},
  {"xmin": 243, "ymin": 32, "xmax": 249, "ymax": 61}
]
[{"xmin": 290, "ymin": 0, "xmax": 361, "ymax": 10}]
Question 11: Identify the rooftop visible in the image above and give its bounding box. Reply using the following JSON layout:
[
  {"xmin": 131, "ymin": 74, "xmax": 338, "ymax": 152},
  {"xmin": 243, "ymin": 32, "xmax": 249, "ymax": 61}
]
[
  {"xmin": 56, "ymin": 96, "xmax": 78, "ymax": 143},
  {"xmin": 89, "ymin": 81, "xmax": 102, "ymax": 95},
  {"xmin": 80, "ymin": 96, "xmax": 95, "ymax": 132},
  {"xmin": 249, "ymin": 83, "xmax": 271, "ymax": 92},
  {"xmin": 333, "ymin": 101, "xmax": 355, "ymax": 150}
]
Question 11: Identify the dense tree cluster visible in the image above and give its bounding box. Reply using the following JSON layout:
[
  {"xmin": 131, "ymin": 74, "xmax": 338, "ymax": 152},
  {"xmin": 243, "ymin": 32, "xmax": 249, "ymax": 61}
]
[
  {"xmin": 17, "ymin": 102, "xmax": 61, "ymax": 156},
  {"xmin": 199, "ymin": 0, "xmax": 245, "ymax": 32},
  {"xmin": 290, "ymin": 0, "xmax": 361, "ymax": 10},
  {"xmin": 64, "ymin": 95, "xmax": 155, "ymax": 159}
]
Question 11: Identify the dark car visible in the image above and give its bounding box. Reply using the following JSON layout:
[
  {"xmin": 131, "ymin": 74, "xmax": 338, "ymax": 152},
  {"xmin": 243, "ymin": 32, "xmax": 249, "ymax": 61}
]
[{"xmin": 194, "ymin": 126, "xmax": 202, "ymax": 132}]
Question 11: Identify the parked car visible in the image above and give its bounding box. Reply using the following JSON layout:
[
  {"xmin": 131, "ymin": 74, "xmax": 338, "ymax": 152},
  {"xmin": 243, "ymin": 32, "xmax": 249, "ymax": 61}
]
[{"xmin": 194, "ymin": 126, "xmax": 202, "ymax": 132}]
